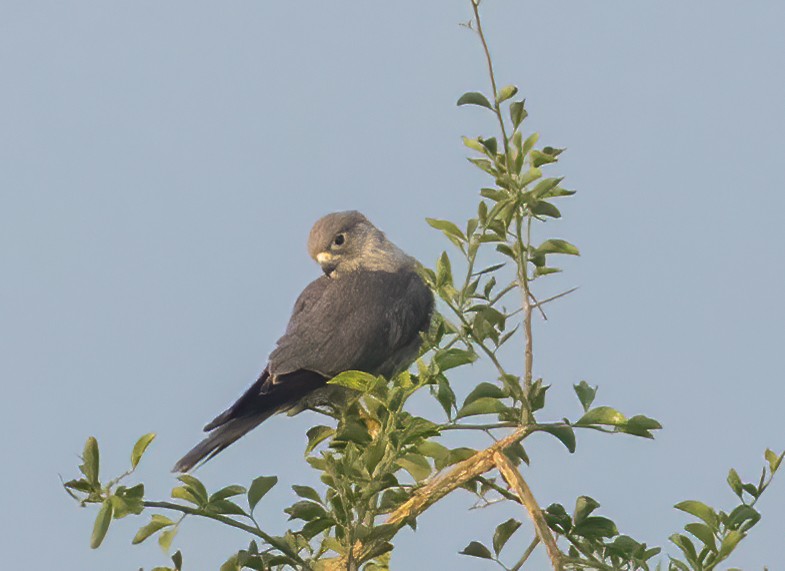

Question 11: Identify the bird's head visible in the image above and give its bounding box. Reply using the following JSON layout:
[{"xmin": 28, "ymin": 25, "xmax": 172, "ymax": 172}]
[{"xmin": 307, "ymin": 211, "xmax": 411, "ymax": 278}]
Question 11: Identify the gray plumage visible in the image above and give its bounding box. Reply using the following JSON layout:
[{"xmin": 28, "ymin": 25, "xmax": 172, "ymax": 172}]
[{"xmin": 173, "ymin": 211, "xmax": 433, "ymax": 472}]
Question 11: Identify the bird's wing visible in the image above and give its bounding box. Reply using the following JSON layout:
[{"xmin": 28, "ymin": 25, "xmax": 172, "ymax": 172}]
[
  {"xmin": 268, "ymin": 269, "xmax": 433, "ymax": 377},
  {"xmin": 172, "ymin": 270, "xmax": 433, "ymax": 473}
]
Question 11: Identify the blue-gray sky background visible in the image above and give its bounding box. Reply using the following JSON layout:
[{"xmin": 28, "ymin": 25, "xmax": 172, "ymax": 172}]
[{"xmin": 2, "ymin": 1, "xmax": 784, "ymax": 569}]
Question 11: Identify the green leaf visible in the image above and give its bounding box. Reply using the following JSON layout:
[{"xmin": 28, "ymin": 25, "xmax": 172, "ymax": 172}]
[
  {"xmin": 292, "ymin": 485, "xmax": 322, "ymax": 504},
  {"xmin": 480, "ymin": 187, "xmax": 507, "ymax": 202},
  {"xmin": 171, "ymin": 550, "xmax": 183, "ymax": 571},
  {"xmin": 285, "ymin": 500, "xmax": 326, "ymax": 522},
  {"xmin": 460, "ymin": 541, "xmax": 493, "ymax": 560},
  {"xmin": 573, "ymin": 516, "xmax": 618, "ymax": 539},
  {"xmin": 576, "ymin": 406, "xmax": 626, "ymax": 427},
  {"xmin": 132, "ymin": 515, "xmax": 175, "ymax": 545},
  {"xmin": 448, "ymin": 447, "xmax": 477, "ymax": 465},
  {"xmin": 248, "ymin": 476, "xmax": 278, "ymax": 514},
  {"xmin": 90, "ymin": 499, "xmax": 113, "ymax": 549},
  {"xmin": 530, "ymin": 149, "xmax": 559, "ymax": 167},
  {"xmin": 305, "ymin": 425, "xmax": 334, "ymax": 455},
  {"xmin": 418, "ymin": 441, "xmax": 451, "ymax": 470},
  {"xmin": 717, "ymin": 530, "xmax": 745, "ymax": 559},
  {"xmin": 727, "ymin": 468, "xmax": 743, "ymax": 499},
  {"xmin": 396, "ymin": 454, "xmax": 432, "ymax": 482},
  {"xmin": 493, "ymin": 518, "xmax": 521, "ymax": 555},
  {"xmin": 626, "ymin": 415, "xmax": 663, "ymax": 431},
  {"xmin": 426, "ymin": 218, "xmax": 467, "ymax": 244},
  {"xmin": 726, "ymin": 505, "xmax": 760, "ymax": 531},
  {"xmin": 463, "ymin": 382, "xmax": 506, "ymax": 407},
  {"xmin": 177, "ymin": 475, "xmax": 208, "ymax": 506},
  {"xmin": 80, "ymin": 436, "xmax": 100, "ymax": 486},
  {"xmin": 456, "ymin": 397, "xmax": 506, "ymax": 419},
  {"xmin": 503, "ymin": 441, "xmax": 529, "ymax": 466},
  {"xmin": 674, "ymin": 501, "xmax": 718, "ymax": 528},
  {"xmin": 171, "ymin": 486, "xmax": 202, "ymax": 506},
  {"xmin": 539, "ymin": 424, "xmax": 576, "ymax": 453},
  {"xmin": 573, "ymin": 381, "xmax": 597, "ymax": 412},
  {"xmin": 473, "ymin": 262, "xmax": 506, "ymax": 277},
  {"xmin": 535, "ymin": 267, "xmax": 561, "ymax": 277},
  {"xmin": 519, "ymin": 166, "xmax": 542, "ymax": 187},
  {"xmin": 335, "ymin": 419, "xmax": 372, "ymax": 445},
  {"xmin": 765, "ymin": 448, "xmax": 784, "ymax": 474},
  {"xmin": 480, "ymin": 137, "xmax": 498, "ymax": 156},
  {"xmin": 531, "ymin": 201, "xmax": 561, "ymax": 218},
  {"xmin": 684, "ymin": 522, "xmax": 716, "ymax": 551},
  {"xmin": 670, "ymin": 533, "xmax": 698, "ymax": 564},
  {"xmin": 509, "ymin": 100, "xmax": 527, "ymax": 129},
  {"xmin": 522, "ymin": 132, "xmax": 539, "ymax": 158},
  {"xmin": 544, "ymin": 503, "xmax": 572, "ymax": 533},
  {"xmin": 621, "ymin": 415, "xmax": 663, "ymax": 438},
  {"xmin": 669, "ymin": 557, "xmax": 692, "ymax": 571},
  {"xmin": 158, "ymin": 526, "xmax": 178, "ymax": 552},
  {"xmin": 219, "ymin": 553, "xmax": 241, "ymax": 571},
  {"xmin": 131, "ymin": 433, "xmax": 156, "ymax": 470},
  {"xmin": 535, "ymin": 239, "xmax": 580, "ymax": 256},
  {"xmin": 435, "ymin": 377, "xmax": 457, "ymax": 418},
  {"xmin": 207, "ymin": 499, "xmax": 248, "ymax": 516},
  {"xmin": 63, "ymin": 478, "xmax": 93, "ymax": 496},
  {"xmin": 467, "ymin": 157, "xmax": 496, "ymax": 175},
  {"xmin": 109, "ymin": 492, "xmax": 144, "ymax": 519},
  {"xmin": 531, "ymin": 177, "xmax": 564, "ymax": 199},
  {"xmin": 457, "ymin": 92, "xmax": 493, "ymax": 110},
  {"xmin": 300, "ymin": 517, "xmax": 335, "ymax": 539},
  {"xmin": 496, "ymin": 85, "xmax": 518, "ymax": 104},
  {"xmin": 527, "ymin": 378, "xmax": 549, "ymax": 412},
  {"xmin": 436, "ymin": 251, "xmax": 453, "ymax": 288},
  {"xmin": 462, "ymin": 137, "xmax": 486, "ymax": 154},
  {"xmin": 573, "ymin": 496, "xmax": 600, "ymax": 526},
  {"xmin": 328, "ymin": 370, "xmax": 378, "ymax": 392},
  {"xmin": 434, "ymin": 348, "xmax": 477, "ymax": 371},
  {"xmin": 210, "ymin": 485, "xmax": 247, "ymax": 503}
]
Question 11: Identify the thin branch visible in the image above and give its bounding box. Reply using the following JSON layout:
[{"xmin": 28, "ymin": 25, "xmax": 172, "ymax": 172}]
[
  {"xmin": 532, "ymin": 287, "xmax": 580, "ymax": 310},
  {"xmin": 511, "ymin": 536, "xmax": 541, "ymax": 571},
  {"xmin": 470, "ymin": 0, "xmax": 512, "ymax": 165},
  {"xmin": 523, "ymin": 215, "xmax": 534, "ymax": 393},
  {"xmin": 527, "ymin": 291, "xmax": 549, "ymax": 321},
  {"xmin": 386, "ymin": 426, "xmax": 534, "ymax": 526},
  {"xmin": 475, "ymin": 475, "xmax": 523, "ymax": 504},
  {"xmin": 142, "ymin": 501, "xmax": 308, "ymax": 568},
  {"xmin": 441, "ymin": 422, "xmax": 518, "ymax": 431},
  {"xmin": 493, "ymin": 453, "xmax": 564, "ymax": 570}
]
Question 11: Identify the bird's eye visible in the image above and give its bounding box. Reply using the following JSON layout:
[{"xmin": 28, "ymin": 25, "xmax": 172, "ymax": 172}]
[{"xmin": 333, "ymin": 234, "xmax": 345, "ymax": 246}]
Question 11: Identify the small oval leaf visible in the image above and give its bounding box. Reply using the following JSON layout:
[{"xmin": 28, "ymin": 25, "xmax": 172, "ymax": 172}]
[
  {"xmin": 90, "ymin": 499, "xmax": 113, "ymax": 549},
  {"xmin": 131, "ymin": 433, "xmax": 156, "ymax": 470},
  {"xmin": 457, "ymin": 92, "xmax": 493, "ymax": 110}
]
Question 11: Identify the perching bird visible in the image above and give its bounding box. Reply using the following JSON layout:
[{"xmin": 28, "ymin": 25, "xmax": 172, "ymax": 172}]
[{"xmin": 173, "ymin": 211, "xmax": 434, "ymax": 472}]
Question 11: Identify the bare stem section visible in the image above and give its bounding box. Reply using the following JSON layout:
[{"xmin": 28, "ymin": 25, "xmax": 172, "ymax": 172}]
[
  {"xmin": 386, "ymin": 426, "xmax": 533, "ymax": 525},
  {"xmin": 494, "ymin": 453, "xmax": 564, "ymax": 570}
]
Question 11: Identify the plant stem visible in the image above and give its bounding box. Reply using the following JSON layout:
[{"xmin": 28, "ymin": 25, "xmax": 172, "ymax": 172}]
[
  {"xmin": 142, "ymin": 501, "xmax": 308, "ymax": 568},
  {"xmin": 511, "ymin": 537, "xmax": 540, "ymax": 571},
  {"xmin": 441, "ymin": 422, "xmax": 518, "ymax": 431},
  {"xmin": 471, "ymin": 0, "xmax": 512, "ymax": 164}
]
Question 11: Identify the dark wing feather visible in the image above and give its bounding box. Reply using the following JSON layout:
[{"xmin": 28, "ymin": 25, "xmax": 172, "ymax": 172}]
[
  {"xmin": 173, "ymin": 268, "xmax": 433, "ymax": 472},
  {"xmin": 268, "ymin": 269, "xmax": 433, "ymax": 378},
  {"xmin": 172, "ymin": 368, "xmax": 326, "ymax": 472}
]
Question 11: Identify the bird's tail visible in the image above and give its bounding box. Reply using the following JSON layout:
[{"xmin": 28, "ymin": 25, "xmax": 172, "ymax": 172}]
[
  {"xmin": 172, "ymin": 411, "xmax": 275, "ymax": 473},
  {"xmin": 172, "ymin": 368, "xmax": 328, "ymax": 472}
]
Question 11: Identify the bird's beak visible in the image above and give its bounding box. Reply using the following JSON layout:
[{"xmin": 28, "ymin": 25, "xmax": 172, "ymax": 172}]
[{"xmin": 316, "ymin": 252, "xmax": 338, "ymax": 276}]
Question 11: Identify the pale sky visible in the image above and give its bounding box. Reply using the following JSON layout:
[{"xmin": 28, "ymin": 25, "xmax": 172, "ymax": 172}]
[{"xmin": 2, "ymin": 1, "xmax": 784, "ymax": 569}]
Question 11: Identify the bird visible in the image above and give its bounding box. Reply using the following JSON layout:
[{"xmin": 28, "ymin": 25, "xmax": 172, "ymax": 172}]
[{"xmin": 173, "ymin": 210, "xmax": 434, "ymax": 472}]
